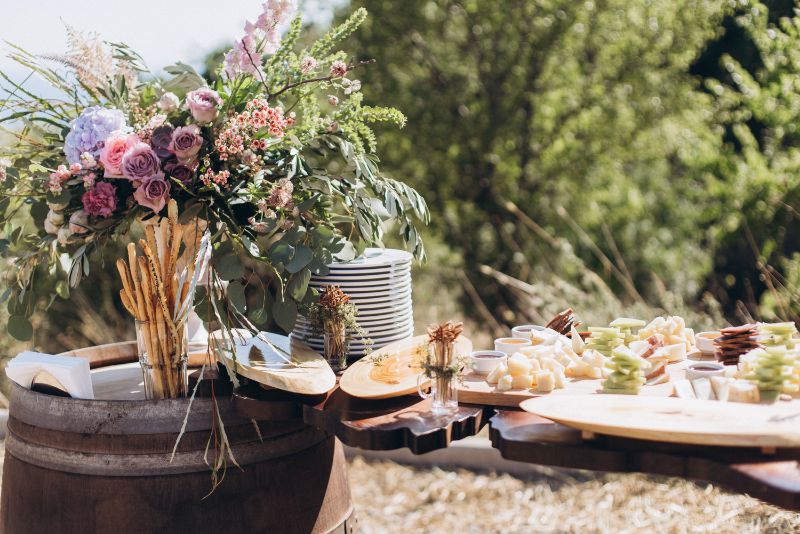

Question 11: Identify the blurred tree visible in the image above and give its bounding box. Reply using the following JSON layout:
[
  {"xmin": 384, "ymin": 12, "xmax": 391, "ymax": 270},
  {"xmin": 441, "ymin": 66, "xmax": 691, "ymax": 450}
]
[
  {"xmin": 344, "ymin": 0, "xmax": 729, "ymax": 324},
  {"xmin": 705, "ymin": 1, "xmax": 800, "ymax": 322}
]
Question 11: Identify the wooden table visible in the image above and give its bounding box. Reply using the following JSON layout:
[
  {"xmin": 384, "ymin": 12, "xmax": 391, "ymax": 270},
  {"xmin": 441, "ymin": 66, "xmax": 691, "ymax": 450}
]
[
  {"xmin": 488, "ymin": 409, "xmax": 800, "ymax": 511},
  {"xmin": 37, "ymin": 351, "xmax": 800, "ymax": 511}
]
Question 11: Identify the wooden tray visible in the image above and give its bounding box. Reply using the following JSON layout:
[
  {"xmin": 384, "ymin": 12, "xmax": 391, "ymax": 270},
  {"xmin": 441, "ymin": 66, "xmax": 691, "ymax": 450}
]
[
  {"xmin": 214, "ymin": 331, "xmax": 336, "ymax": 396},
  {"xmin": 459, "ymin": 359, "xmax": 694, "ymax": 407},
  {"xmin": 339, "ymin": 335, "xmax": 473, "ymax": 399},
  {"xmin": 519, "ymin": 394, "xmax": 800, "ymax": 448}
]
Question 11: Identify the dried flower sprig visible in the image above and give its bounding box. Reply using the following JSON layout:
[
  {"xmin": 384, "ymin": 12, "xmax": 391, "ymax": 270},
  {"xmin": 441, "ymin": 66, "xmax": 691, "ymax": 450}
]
[
  {"xmin": 427, "ymin": 320, "xmax": 464, "ymax": 345},
  {"xmin": 318, "ymin": 285, "xmax": 351, "ymax": 309}
]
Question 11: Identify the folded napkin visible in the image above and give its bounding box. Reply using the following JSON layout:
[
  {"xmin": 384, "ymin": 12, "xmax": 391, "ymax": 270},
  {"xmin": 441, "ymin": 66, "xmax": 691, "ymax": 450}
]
[{"xmin": 6, "ymin": 351, "xmax": 94, "ymax": 399}]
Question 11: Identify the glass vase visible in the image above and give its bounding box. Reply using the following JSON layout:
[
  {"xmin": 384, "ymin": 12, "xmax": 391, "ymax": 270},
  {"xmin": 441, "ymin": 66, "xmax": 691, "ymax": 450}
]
[
  {"xmin": 135, "ymin": 320, "xmax": 188, "ymax": 399},
  {"xmin": 416, "ymin": 340, "xmax": 459, "ymax": 414},
  {"xmin": 323, "ymin": 321, "xmax": 350, "ymax": 373}
]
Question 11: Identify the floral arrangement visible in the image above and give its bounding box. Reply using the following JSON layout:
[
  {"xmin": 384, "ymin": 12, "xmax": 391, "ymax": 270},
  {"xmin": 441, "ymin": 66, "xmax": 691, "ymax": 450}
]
[{"xmin": 0, "ymin": 3, "xmax": 428, "ymax": 342}]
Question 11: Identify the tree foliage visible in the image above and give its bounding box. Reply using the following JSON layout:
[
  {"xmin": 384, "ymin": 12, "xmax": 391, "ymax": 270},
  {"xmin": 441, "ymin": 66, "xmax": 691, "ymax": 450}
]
[{"xmin": 344, "ymin": 0, "xmax": 731, "ymax": 323}]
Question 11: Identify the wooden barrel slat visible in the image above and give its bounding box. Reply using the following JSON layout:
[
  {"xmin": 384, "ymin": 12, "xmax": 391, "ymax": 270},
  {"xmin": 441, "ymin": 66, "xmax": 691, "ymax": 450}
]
[{"xmin": 1, "ymin": 342, "xmax": 353, "ymax": 534}]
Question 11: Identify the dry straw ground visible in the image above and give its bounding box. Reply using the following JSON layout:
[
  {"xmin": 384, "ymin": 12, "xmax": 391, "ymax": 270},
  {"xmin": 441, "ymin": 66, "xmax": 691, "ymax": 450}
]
[{"xmin": 347, "ymin": 456, "xmax": 800, "ymax": 534}]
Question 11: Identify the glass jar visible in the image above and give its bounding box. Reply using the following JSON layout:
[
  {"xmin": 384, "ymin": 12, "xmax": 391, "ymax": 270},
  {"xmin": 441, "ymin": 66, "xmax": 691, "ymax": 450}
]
[
  {"xmin": 135, "ymin": 319, "xmax": 188, "ymax": 399},
  {"xmin": 323, "ymin": 321, "xmax": 349, "ymax": 373},
  {"xmin": 416, "ymin": 340, "xmax": 459, "ymax": 414}
]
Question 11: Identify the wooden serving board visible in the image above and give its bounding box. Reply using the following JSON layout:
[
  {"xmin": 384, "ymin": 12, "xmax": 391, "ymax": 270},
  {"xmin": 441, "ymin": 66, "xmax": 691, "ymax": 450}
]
[
  {"xmin": 458, "ymin": 356, "xmax": 701, "ymax": 407},
  {"xmin": 214, "ymin": 331, "xmax": 336, "ymax": 396},
  {"xmin": 519, "ymin": 394, "xmax": 800, "ymax": 448},
  {"xmin": 339, "ymin": 335, "xmax": 473, "ymax": 399}
]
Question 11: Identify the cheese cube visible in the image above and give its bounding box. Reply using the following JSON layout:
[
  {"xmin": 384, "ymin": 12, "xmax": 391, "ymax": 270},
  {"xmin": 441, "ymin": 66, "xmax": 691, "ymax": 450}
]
[
  {"xmin": 661, "ymin": 343, "xmax": 687, "ymax": 363},
  {"xmin": 529, "ymin": 358, "xmax": 542, "ymax": 373},
  {"xmin": 507, "ymin": 355, "xmax": 532, "ymax": 377},
  {"xmin": 541, "ymin": 357, "xmax": 564, "ymax": 372},
  {"xmin": 496, "ymin": 374, "xmax": 513, "ymax": 392},
  {"xmin": 536, "ymin": 371, "xmax": 555, "ymax": 393},
  {"xmin": 553, "ymin": 369, "xmax": 566, "ymax": 389},
  {"xmin": 729, "ymin": 380, "xmax": 760, "ymax": 403},
  {"xmin": 511, "ymin": 374, "xmax": 532, "ymax": 389},
  {"xmin": 486, "ymin": 364, "xmax": 507, "ymax": 385}
]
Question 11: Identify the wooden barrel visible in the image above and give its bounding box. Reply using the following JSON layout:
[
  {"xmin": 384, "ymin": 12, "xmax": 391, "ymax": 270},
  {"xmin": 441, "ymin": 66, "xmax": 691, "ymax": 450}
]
[{"xmin": 0, "ymin": 342, "xmax": 354, "ymax": 534}]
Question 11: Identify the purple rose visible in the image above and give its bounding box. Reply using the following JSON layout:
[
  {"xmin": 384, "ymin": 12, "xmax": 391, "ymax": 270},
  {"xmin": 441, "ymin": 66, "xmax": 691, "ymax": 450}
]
[
  {"xmin": 150, "ymin": 125, "xmax": 175, "ymax": 160},
  {"xmin": 133, "ymin": 172, "xmax": 171, "ymax": 213},
  {"xmin": 122, "ymin": 142, "xmax": 160, "ymax": 180},
  {"xmin": 185, "ymin": 87, "xmax": 222, "ymax": 123},
  {"xmin": 164, "ymin": 161, "xmax": 196, "ymax": 184},
  {"xmin": 169, "ymin": 125, "xmax": 203, "ymax": 165}
]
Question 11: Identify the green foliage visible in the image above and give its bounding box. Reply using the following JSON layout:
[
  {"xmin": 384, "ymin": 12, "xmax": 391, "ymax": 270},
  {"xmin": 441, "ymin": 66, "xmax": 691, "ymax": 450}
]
[
  {"xmin": 704, "ymin": 2, "xmax": 800, "ymax": 321},
  {"xmin": 345, "ymin": 0, "xmax": 731, "ymax": 324}
]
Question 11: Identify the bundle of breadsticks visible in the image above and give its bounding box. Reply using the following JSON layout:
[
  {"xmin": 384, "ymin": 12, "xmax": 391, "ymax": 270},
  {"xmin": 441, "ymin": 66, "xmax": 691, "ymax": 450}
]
[{"xmin": 115, "ymin": 200, "xmax": 210, "ymax": 399}]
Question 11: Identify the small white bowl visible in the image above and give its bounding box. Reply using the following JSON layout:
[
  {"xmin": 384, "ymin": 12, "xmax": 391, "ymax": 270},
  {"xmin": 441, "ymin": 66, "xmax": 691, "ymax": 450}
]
[
  {"xmin": 696, "ymin": 331, "xmax": 720, "ymax": 355},
  {"xmin": 494, "ymin": 337, "xmax": 532, "ymax": 356},
  {"xmin": 686, "ymin": 362, "xmax": 725, "ymax": 381},
  {"xmin": 469, "ymin": 350, "xmax": 507, "ymax": 375},
  {"xmin": 511, "ymin": 324, "xmax": 546, "ymax": 339}
]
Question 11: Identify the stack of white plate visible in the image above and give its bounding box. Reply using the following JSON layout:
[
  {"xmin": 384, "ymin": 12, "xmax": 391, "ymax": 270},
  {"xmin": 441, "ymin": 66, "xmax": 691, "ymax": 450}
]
[{"xmin": 293, "ymin": 248, "xmax": 414, "ymax": 360}]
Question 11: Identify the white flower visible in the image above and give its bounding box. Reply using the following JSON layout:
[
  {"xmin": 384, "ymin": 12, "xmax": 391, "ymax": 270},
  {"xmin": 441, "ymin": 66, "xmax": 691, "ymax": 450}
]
[
  {"xmin": 342, "ymin": 79, "xmax": 361, "ymax": 95},
  {"xmin": 328, "ymin": 95, "xmax": 339, "ymax": 106},
  {"xmin": 69, "ymin": 210, "xmax": 89, "ymax": 234},
  {"xmin": 157, "ymin": 92, "xmax": 180, "ymax": 112}
]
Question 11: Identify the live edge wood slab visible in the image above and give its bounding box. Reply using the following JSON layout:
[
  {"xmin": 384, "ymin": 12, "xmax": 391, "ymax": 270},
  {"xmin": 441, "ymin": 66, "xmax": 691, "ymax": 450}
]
[
  {"xmin": 489, "ymin": 409, "xmax": 800, "ymax": 511},
  {"xmin": 220, "ymin": 374, "xmax": 489, "ymax": 455}
]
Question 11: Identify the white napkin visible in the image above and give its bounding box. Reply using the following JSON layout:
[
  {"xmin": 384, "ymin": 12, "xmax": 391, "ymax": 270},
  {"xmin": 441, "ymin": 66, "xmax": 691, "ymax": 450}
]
[{"xmin": 6, "ymin": 351, "xmax": 94, "ymax": 399}]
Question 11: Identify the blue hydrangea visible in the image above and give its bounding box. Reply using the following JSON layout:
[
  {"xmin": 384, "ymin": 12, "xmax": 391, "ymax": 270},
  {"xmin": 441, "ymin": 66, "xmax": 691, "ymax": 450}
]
[{"xmin": 63, "ymin": 106, "xmax": 127, "ymax": 164}]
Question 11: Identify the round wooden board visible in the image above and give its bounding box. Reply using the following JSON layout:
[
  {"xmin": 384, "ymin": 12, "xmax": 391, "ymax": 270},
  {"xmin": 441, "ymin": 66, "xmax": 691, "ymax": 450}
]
[
  {"xmin": 339, "ymin": 335, "xmax": 473, "ymax": 399},
  {"xmin": 519, "ymin": 394, "xmax": 800, "ymax": 448},
  {"xmin": 214, "ymin": 331, "xmax": 336, "ymax": 396}
]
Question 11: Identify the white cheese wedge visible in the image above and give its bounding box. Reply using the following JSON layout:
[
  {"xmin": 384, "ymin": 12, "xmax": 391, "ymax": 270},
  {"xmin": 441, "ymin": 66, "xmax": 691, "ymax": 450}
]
[
  {"xmin": 710, "ymin": 376, "xmax": 730, "ymax": 402},
  {"xmin": 571, "ymin": 326, "xmax": 585, "ymax": 355},
  {"xmin": 661, "ymin": 343, "xmax": 687, "ymax": 363},
  {"xmin": 486, "ymin": 364, "xmax": 507, "ymax": 385},
  {"xmin": 496, "ymin": 374, "xmax": 513, "ymax": 392},
  {"xmin": 536, "ymin": 370, "xmax": 555, "ymax": 393},
  {"xmin": 673, "ymin": 379, "xmax": 696, "ymax": 399},
  {"xmin": 691, "ymin": 377, "xmax": 713, "ymax": 400},
  {"xmin": 728, "ymin": 380, "xmax": 760, "ymax": 403}
]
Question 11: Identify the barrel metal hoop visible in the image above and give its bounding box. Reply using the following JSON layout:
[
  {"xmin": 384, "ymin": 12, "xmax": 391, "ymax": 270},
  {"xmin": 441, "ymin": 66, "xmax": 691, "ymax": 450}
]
[{"xmin": 4, "ymin": 425, "xmax": 329, "ymax": 476}]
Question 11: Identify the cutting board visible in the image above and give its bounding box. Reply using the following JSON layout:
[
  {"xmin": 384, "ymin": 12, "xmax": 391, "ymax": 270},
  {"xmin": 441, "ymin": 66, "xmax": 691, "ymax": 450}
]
[
  {"xmin": 519, "ymin": 394, "xmax": 800, "ymax": 448},
  {"xmin": 339, "ymin": 335, "xmax": 473, "ymax": 399},
  {"xmin": 458, "ymin": 358, "xmax": 696, "ymax": 407},
  {"xmin": 214, "ymin": 331, "xmax": 336, "ymax": 396}
]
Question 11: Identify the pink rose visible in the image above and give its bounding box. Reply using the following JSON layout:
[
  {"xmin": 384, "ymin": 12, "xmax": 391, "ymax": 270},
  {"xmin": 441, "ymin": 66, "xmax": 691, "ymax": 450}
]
[
  {"xmin": 100, "ymin": 132, "xmax": 138, "ymax": 177},
  {"xmin": 168, "ymin": 125, "xmax": 203, "ymax": 164},
  {"xmin": 134, "ymin": 172, "xmax": 171, "ymax": 213},
  {"xmin": 81, "ymin": 182, "xmax": 117, "ymax": 218},
  {"xmin": 122, "ymin": 142, "xmax": 161, "ymax": 180},
  {"xmin": 185, "ymin": 87, "xmax": 222, "ymax": 123}
]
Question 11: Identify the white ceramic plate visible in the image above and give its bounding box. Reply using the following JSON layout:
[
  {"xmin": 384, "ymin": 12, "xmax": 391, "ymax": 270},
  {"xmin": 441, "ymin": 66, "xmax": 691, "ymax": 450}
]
[
  {"xmin": 311, "ymin": 272, "xmax": 411, "ymax": 283},
  {"xmin": 296, "ymin": 315, "xmax": 413, "ymax": 330},
  {"xmin": 309, "ymin": 277, "xmax": 411, "ymax": 289},
  {"xmin": 293, "ymin": 321, "xmax": 414, "ymax": 337},
  {"xmin": 309, "ymin": 285, "xmax": 412, "ymax": 298},
  {"xmin": 326, "ymin": 248, "xmax": 412, "ymax": 269},
  {"xmin": 299, "ymin": 328, "xmax": 415, "ymax": 347}
]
